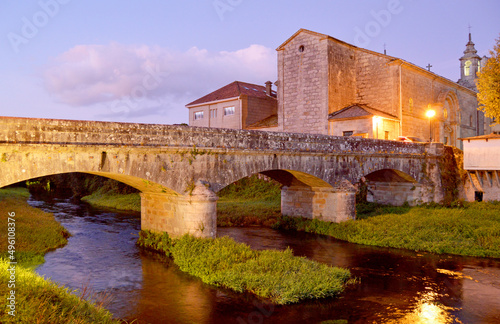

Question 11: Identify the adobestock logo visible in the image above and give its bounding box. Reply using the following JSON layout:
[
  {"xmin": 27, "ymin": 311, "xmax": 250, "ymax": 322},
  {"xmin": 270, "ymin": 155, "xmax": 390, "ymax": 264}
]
[
  {"xmin": 7, "ymin": 0, "xmax": 72, "ymax": 53},
  {"xmin": 353, "ymin": 0, "xmax": 405, "ymax": 48},
  {"xmin": 213, "ymin": 0, "xmax": 243, "ymax": 21},
  {"xmin": 109, "ymin": 65, "xmax": 169, "ymax": 118}
]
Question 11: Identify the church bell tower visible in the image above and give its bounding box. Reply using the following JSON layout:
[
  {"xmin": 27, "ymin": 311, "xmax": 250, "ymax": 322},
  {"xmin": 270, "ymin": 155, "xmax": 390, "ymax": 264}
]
[{"xmin": 458, "ymin": 33, "xmax": 483, "ymax": 90}]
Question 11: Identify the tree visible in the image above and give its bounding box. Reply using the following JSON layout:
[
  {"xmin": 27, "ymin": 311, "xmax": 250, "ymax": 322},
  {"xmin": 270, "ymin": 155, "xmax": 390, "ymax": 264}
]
[{"xmin": 477, "ymin": 35, "xmax": 500, "ymax": 122}]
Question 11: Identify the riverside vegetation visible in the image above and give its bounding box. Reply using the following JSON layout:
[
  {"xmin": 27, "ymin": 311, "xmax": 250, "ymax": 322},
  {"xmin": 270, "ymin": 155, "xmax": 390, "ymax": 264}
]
[
  {"xmin": 0, "ymin": 187, "xmax": 120, "ymax": 323},
  {"xmin": 136, "ymin": 230, "xmax": 352, "ymax": 304},
  {"xmin": 28, "ymin": 173, "xmax": 500, "ymax": 259}
]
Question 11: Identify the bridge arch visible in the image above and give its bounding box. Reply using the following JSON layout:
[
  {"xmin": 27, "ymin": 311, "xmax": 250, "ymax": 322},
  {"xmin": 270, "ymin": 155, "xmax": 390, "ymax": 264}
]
[
  {"xmin": 359, "ymin": 168, "xmax": 430, "ymax": 206},
  {"xmin": 217, "ymin": 168, "xmax": 356, "ymax": 223},
  {"xmin": 2, "ymin": 171, "xmax": 178, "ymax": 196}
]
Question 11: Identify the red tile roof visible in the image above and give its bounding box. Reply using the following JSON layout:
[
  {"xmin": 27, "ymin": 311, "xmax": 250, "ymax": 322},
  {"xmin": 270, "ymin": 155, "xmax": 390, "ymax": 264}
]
[{"xmin": 186, "ymin": 81, "xmax": 276, "ymax": 107}]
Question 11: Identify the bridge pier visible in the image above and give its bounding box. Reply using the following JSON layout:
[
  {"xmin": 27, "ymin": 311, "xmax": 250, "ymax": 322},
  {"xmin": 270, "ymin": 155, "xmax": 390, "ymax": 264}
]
[
  {"xmin": 281, "ymin": 180, "xmax": 356, "ymax": 222},
  {"xmin": 140, "ymin": 181, "xmax": 218, "ymax": 238}
]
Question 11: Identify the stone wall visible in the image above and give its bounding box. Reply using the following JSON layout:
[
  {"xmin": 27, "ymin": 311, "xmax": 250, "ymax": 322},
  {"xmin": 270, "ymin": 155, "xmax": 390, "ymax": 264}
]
[
  {"xmin": 281, "ymin": 183, "xmax": 356, "ymax": 222},
  {"xmin": 356, "ymin": 51, "xmax": 398, "ymax": 117},
  {"xmin": 327, "ymin": 39, "xmax": 357, "ymax": 114},
  {"xmin": 277, "ymin": 32, "xmax": 329, "ymax": 135},
  {"xmin": 367, "ymin": 182, "xmax": 423, "ymax": 206},
  {"xmin": 464, "ymin": 171, "xmax": 500, "ymax": 202},
  {"xmin": 399, "ymin": 65, "xmax": 480, "ymax": 148},
  {"xmin": 141, "ymin": 182, "xmax": 218, "ymax": 238}
]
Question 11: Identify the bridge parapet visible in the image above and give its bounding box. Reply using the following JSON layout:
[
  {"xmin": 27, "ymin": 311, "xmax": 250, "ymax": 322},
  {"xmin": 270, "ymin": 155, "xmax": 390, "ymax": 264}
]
[{"xmin": 0, "ymin": 116, "xmax": 438, "ymax": 156}]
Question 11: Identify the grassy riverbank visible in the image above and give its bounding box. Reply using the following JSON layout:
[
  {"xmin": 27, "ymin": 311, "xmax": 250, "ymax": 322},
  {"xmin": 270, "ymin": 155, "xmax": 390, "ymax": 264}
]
[
  {"xmin": 274, "ymin": 202, "xmax": 500, "ymax": 258},
  {"xmin": 137, "ymin": 230, "xmax": 352, "ymax": 304},
  {"xmin": 0, "ymin": 187, "xmax": 120, "ymax": 323},
  {"xmin": 81, "ymin": 189, "xmax": 141, "ymax": 212}
]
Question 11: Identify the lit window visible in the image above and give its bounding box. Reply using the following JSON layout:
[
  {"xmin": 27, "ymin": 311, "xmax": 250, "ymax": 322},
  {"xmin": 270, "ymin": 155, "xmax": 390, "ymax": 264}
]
[
  {"xmin": 384, "ymin": 131, "xmax": 389, "ymax": 140},
  {"xmin": 464, "ymin": 60, "xmax": 471, "ymax": 76},
  {"xmin": 224, "ymin": 106, "xmax": 235, "ymax": 116},
  {"xmin": 343, "ymin": 131, "xmax": 353, "ymax": 136},
  {"xmin": 194, "ymin": 111, "xmax": 204, "ymax": 120},
  {"xmin": 210, "ymin": 109, "xmax": 217, "ymax": 119},
  {"xmin": 477, "ymin": 61, "xmax": 481, "ymax": 73},
  {"xmin": 409, "ymin": 98, "xmax": 413, "ymax": 113},
  {"xmin": 443, "ymin": 108, "xmax": 448, "ymax": 120}
]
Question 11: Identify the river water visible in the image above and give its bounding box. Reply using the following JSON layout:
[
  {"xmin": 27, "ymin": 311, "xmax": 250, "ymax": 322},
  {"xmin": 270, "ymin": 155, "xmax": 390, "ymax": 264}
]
[{"xmin": 30, "ymin": 196, "xmax": 500, "ymax": 324}]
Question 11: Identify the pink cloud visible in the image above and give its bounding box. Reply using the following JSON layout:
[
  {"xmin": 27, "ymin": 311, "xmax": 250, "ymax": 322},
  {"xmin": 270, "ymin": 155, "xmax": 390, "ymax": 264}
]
[{"xmin": 42, "ymin": 43, "xmax": 276, "ymax": 107}]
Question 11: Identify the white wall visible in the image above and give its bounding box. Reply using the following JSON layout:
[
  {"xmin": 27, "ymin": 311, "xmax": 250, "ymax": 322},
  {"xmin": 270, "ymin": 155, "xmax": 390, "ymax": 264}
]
[{"xmin": 463, "ymin": 138, "xmax": 500, "ymax": 170}]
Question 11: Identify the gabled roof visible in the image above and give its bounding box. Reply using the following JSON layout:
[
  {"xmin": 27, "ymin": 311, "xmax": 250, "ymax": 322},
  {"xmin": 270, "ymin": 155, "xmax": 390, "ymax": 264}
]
[
  {"xmin": 328, "ymin": 104, "xmax": 398, "ymax": 120},
  {"xmin": 246, "ymin": 114, "xmax": 278, "ymax": 129},
  {"xmin": 186, "ymin": 81, "xmax": 277, "ymax": 107},
  {"xmin": 276, "ymin": 28, "xmax": 357, "ymax": 52}
]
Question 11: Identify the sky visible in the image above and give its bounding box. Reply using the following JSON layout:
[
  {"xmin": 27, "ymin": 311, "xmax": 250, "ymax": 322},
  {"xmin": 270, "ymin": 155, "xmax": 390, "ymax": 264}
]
[{"xmin": 1, "ymin": 0, "xmax": 499, "ymax": 125}]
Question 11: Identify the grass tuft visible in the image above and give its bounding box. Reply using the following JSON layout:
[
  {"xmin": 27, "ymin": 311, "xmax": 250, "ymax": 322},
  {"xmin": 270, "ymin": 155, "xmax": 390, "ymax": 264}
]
[
  {"xmin": 81, "ymin": 190, "xmax": 141, "ymax": 212},
  {"xmin": 137, "ymin": 231, "xmax": 351, "ymax": 304}
]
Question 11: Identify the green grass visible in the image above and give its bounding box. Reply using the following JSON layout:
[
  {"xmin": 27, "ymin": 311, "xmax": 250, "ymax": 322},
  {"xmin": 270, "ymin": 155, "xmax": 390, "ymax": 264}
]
[
  {"xmin": 0, "ymin": 187, "xmax": 120, "ymax": 323},
  {"xmin": 217, "ymin": 197, "xmax": 281, "ymax": 227},
  {"xmin": 274, "ymin": 201, "xmax": 500, "ymax": 258},
  {"xmin": 217, "ymin": 175, "xmax": 282, "ymax": 227},
  {"xmin": 0, "ymin": 260, "xmax": 118, "ymax": 323},
  {"xmin": 81, "ymin": 190, "xmax": 141, "ymax": 212},
  {"xmin": 137, "ymin": 231, "xmax": 352, "ymax": 304},
  {"xmin": 0, "ymin": 188, "xmax": 70, "ymax": 268}
]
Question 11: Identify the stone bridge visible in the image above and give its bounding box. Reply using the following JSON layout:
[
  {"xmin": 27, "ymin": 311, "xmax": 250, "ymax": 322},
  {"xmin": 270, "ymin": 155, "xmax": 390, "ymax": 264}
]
[{"xmin": 0, "ymin": 117, "xmax": 446, "ymax": 238}]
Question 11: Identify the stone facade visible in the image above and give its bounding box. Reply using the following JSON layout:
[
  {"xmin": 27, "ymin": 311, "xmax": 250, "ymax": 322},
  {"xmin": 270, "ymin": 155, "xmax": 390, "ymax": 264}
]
[{"xmin": 277, "ymin": 31, "xmax": 329, "ymax": 134}]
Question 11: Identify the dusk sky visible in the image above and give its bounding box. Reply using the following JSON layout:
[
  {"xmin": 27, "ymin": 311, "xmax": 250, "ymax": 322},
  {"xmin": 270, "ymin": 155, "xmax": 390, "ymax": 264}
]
[{"xmin": 1, "ymin": 0, "xmax": 499, "ymax": 125}]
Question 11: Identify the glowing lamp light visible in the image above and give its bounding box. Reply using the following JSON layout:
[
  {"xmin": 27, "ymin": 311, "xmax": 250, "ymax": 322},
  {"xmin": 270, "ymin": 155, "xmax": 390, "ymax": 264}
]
[
  {"xmin": 425, "ymin": 109, "xmax": 436, "ymax": 118},
  {"xmin": 425, "ymin": 108, "xmax": 436, "ymax": 142}
]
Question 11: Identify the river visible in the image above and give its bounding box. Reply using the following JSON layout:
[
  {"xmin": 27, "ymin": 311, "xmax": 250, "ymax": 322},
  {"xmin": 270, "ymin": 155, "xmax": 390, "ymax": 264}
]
[{"xmin": 30, "ymin": 196, "xmax": 500, "ymax": 323}]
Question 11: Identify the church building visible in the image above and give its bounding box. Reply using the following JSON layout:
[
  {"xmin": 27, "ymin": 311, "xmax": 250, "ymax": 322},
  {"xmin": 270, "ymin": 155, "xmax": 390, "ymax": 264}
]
[
  {"xmin": 276, "ymin": 29, "xmax": 490, "ymax": 148},
  {"xmin": 187, "ymin": 29, "xmax": 491, "ymax": 149}
]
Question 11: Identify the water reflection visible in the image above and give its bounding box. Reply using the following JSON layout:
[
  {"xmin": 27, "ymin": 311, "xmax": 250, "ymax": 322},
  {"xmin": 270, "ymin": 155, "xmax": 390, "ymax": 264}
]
[{"xmin": 30, "ymin": 197, "xmax": 500, "ymax": 323}]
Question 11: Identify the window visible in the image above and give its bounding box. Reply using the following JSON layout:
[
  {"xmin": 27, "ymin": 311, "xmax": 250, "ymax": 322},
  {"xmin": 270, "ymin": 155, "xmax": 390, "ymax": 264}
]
[
  {"xmin": 408, "ymin": 98, "xmax": 413, "ymax": 113},
  {"xmin": 224, "ymin": 106, "xmax": 235, "ymax": 116},
  {"xmin": 443, "ymin": 108, "xmax": 448, "ymax": 120},
  {"xmin": 210, "ymin": 109, "xmax": 217, "ymax": 119},
  {"xmin": 298, "ymin": 45, "xmax": 305, "ymax": 53},
  {"xmin": 384, "ymin": 131, "xmax": 389, "ymax": 140},
  {"xmin": 444, "ymin": 136, "xmax": 448, "ymax": 145},
  {"xmin": 477, "ymin": 61, "xmax": 481, "ymax": 73},
  {"xmin": 343, "ymin": 131, "xmax": 353, "ymax": 136},
  {"xmin": 464, "ymin": 60, "xmax": 471, "ymax": 76},
  {"xmin": 469, "ymin": 115, "xmax": 473, "ymax": 127},
  {"xmin": 194, "ymin": 111, "xmax": 204, "ymax": 120}
]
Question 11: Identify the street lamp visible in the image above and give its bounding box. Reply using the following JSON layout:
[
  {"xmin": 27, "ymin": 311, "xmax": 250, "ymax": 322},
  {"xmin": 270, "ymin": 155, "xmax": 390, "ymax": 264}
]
[{"xmin": 425, "ymin": 109, "xmax": 436, "ymax": 142}]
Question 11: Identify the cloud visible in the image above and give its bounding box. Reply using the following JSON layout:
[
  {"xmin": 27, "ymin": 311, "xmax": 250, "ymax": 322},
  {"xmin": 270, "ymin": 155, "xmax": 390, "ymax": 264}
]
[{"xmin": 42, "ymin": 43, "xmax": 277, "ymax": 112}]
